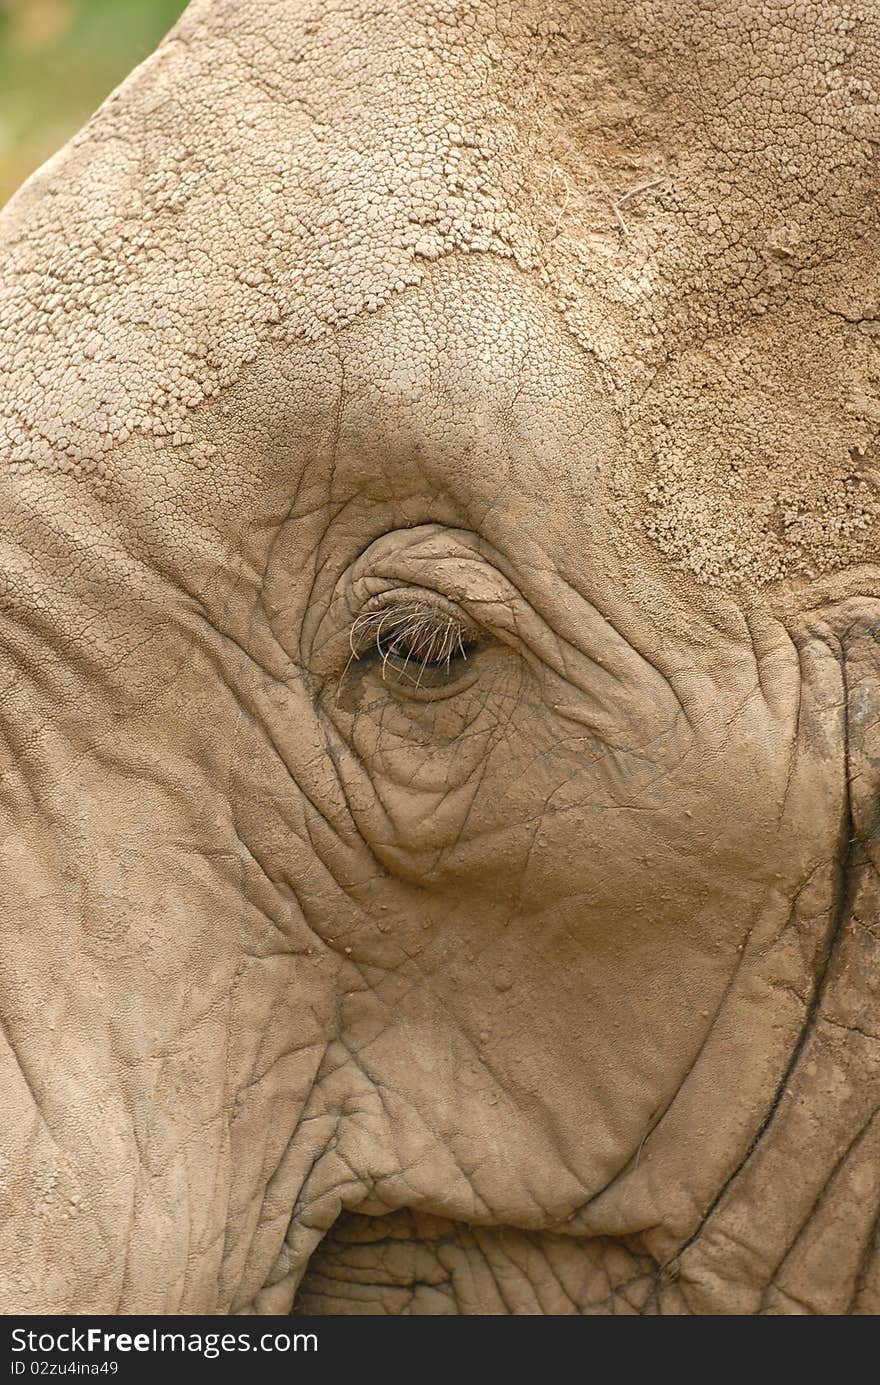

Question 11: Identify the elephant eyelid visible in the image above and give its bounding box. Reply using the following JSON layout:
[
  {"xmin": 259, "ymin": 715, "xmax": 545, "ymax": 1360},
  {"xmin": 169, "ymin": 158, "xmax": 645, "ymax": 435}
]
[{"xmin": 348, "ymin": 599, "xmax": 477, "ymax": 684}]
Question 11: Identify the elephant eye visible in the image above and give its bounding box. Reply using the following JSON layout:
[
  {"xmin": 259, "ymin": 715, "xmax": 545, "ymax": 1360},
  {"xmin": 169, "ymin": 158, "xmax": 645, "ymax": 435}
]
[{"xmin": 349, "ymin": 599, "xmax": 477, "ymax": 687}]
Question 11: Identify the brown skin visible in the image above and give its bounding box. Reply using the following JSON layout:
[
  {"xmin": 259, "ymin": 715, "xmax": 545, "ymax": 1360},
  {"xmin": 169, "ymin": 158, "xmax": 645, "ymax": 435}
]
[{"xmin": 0, "ymin": 0, "xmax": 878, "ymax": 1313}]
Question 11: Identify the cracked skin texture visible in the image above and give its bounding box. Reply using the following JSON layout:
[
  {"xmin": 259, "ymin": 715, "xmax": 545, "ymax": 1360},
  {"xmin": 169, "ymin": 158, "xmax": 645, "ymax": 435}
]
[{"xmin": 0, "ymin": 0, "xmax": 879, "ymax": 1317}]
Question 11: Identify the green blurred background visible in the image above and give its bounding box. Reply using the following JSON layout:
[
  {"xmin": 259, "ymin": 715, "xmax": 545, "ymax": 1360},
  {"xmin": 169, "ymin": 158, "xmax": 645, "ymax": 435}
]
[{"xmin": 0, "ymin": 0, "xmax": 188, "ymax": 207}]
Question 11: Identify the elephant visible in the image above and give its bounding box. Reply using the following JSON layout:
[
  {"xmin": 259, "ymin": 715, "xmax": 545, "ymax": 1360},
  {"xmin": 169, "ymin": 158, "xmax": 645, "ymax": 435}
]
[{"xmin": 0, "ymin": 0, "xmax": 879, "ymax": 1315}]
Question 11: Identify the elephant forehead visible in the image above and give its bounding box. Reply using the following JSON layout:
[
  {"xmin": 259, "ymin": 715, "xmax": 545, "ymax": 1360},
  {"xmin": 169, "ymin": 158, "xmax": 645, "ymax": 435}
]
[
  {"xmin": 0, "ymin": 0, "xmax": 550, "ymax": 462},
  {"xmin": 1, "ymin": 0, "xmax": 878, "ymax": 592}
]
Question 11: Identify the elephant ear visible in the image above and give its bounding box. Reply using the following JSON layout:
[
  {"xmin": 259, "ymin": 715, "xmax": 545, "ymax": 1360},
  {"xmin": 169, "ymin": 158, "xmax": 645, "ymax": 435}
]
[{"xmin": 675, "ymin": 602, "xmax": 880, "ymax": 1314}]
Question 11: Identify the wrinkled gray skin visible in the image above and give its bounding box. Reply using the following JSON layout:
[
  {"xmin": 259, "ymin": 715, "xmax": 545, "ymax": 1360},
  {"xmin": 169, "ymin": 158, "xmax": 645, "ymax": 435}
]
[{"xmin": 1, "ymin": 0, "xmax": 880, "ymax": 1314}]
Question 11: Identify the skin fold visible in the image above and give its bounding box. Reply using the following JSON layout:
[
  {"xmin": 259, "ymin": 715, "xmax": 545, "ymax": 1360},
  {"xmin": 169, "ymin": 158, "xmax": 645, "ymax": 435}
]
[{"xmin": 0, "ymin": 0, "xmax": 878, "ymax": 1314}]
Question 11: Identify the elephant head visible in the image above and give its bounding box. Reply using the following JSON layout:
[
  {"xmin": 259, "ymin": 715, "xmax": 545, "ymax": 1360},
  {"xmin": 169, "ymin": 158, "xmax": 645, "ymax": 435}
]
[{"xmin": 1, "ymin": 0, "xmax": 879, "ymax": 1315}]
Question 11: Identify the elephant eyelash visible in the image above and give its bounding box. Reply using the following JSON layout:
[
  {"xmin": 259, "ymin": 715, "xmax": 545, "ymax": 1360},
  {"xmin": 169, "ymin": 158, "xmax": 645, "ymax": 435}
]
[{"xmin": 348, "ymin": 600, "xmax": 475, "ymax": 684}]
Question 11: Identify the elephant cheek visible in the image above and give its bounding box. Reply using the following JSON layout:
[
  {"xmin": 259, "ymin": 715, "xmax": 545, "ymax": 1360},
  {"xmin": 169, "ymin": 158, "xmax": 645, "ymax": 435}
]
[{"xmin": 665, "ymin": 605, "xmax": 880, "ymax": 1313}]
